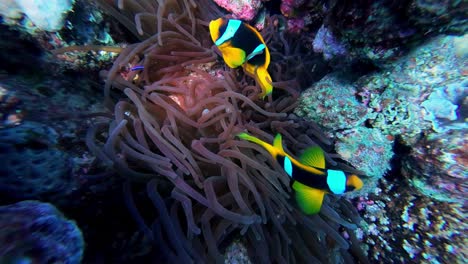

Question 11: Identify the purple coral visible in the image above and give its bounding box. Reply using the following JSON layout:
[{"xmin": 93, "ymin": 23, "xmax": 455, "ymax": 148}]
[
  {"xmin": 287, "ymin": 18, "xmax": 305, "ymax": 34},
  {"xmin": 212, "ymin": 0, "xmax": 262, "ymax": 21},
  {"xmin": 280, "ymin": 0, "xmax": 306, "ymax": 17},
  {"xmin": 0, "ymin": 200, "xmax": 84, "ymax": 263},
  {"xmin": 313, "ymin": 25, "xmax": 348, "ymax": 60}
]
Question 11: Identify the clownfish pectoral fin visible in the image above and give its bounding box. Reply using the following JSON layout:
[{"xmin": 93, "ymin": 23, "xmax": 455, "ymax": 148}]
[
  {"xmin": 209, "ymin": 18, "xmax": 224, "ymax": 44},
  {"xmin": 299, "ymin": 146, "xmax": 326, "ymax": 169},
  {"xmin": 292, "ymin": 181, "xmax": 325, "ymax": 215},
  {"xmin": 273, "ymin": 134, "xmax": 285, "ymax": 153},
  {"xmin": 243, "ymin": 62, "xmax": 257, "ymax": 78},
  {"xmin": 218, "ymin": 44, "xmax": 246, "ymax": 68}
]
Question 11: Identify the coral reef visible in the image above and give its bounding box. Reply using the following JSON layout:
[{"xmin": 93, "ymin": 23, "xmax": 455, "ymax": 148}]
[
  {"xmin": 335, "ymin": 127, "xmax": 393, "ymax": 191},
  {"xmin": 355, "ymin": 178, "xmax": 467, "ymax": 263},
  {"xmin": 294, "ymin": 73, "xmax": 368, "ymax": 130},
  {"xmin": 0, "ymin": 84, "xmax": 23, "ymax": 127},
  {"xmin": 59, "ymin": 0, "xmax": 114, "ymax": 46},
  {"xmin": 316, "ymin": 0, "xmax": 468, "ymax": 64},
  {"xmin": 402, "ymin": 129, "xmax": 467, "ymax": 204},
  {"xmin": 0, "ymin": 200, "xmax": 84, "ymax": 264},
  {"xmin": 224, "ymin": 240, "xmax": 251, "ymax": 263},
  {"xmin": 359, "ymin": 71, "xmax": 431, "ymax": 144},
  {"xmin": 296, "ymin": 25, "xmax": 467, "ymax": 264},
  {"xmin": 360, "ymin": 34, "xmax": 467, "ymax": 143},
  {"xmin": 0, "ymin": 0, "xmax": 75, "ymax": 32},
  {"xmin": 83, "ymin": 0, "xmax": 368, "ymax": 262},
  {"xmin": 212, "ymin": 0, "xmax": 262, "ymax": 21},
  {"xmin": 296, "ymin": 34, "xmax": 467, "ymax": 184},
  {"xmin": 0, "ymin": 121, "xmax": 74, "ymax": 199},
  {"xmin": 313, "ymin": 25, "xmax": 348, "ymax": 61}
]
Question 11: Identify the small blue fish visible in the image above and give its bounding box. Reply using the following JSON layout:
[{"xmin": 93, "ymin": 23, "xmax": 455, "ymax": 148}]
[{"xmin": 130, "ymin": 65, "xmax": 144, "ymax": 71}]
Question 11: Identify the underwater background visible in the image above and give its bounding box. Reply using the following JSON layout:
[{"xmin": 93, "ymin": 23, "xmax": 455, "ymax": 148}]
[{"xmin": 0, "ymin": 0, "xmax": 466, "ymax": 263}]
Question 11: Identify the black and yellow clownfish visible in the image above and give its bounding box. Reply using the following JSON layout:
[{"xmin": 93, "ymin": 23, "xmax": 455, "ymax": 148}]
[
  {"xmin": 209, "ymin": 18, "xmax": 273, "ymax": 99},
  {"xmin": 237, "ymin": 132, "xmax": 364, "ymax": 215}
]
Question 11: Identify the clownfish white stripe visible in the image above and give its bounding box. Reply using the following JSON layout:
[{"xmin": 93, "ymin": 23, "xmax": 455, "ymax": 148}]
[
  {"xmin": 215, "ymin": 19, "xmax": 241, "ymax": 46},
  {"xmin": 284, "ymin": 156, "xmax": 293, "ymax": 177},
  {"xmin": 326, "ymin": 169, "xmax": 346, "ymax": 194},
  {"xmin": 246, "ymin": 44, "xmax": 266, "ymax": 61}
]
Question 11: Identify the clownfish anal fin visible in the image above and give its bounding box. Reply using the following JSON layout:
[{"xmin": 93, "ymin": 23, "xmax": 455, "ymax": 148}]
[
  {"xmin": 292, "ymin": 181, "xmax": 325, "ymax": 215},
  {"xmin": 299, "ymin": 146, "xmax": 325, "ymax": 169},
  {"xmin": 243, "ymin": 62, "xmax": 257, "ymax": 77},
  {"xmin": 209, "ymin": 18, "xmax": 224, "ymax": 43},
  {"xmin": 218, "ymin": 45, "xmax": 246, "ymax": 68}
]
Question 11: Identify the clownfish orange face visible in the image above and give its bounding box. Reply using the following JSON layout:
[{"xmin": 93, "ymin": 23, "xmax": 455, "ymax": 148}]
[
  {"xmin": 237, "ymin": 132, "xmax": 364, "ymax": 215},
  {"xmin": 209, "ymin": 18, "xmax": 273, "ymax": 99}
]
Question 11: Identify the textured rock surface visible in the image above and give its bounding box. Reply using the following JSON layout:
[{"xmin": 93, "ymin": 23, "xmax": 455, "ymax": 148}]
[
  {"xmin": 0, "ymin": 200, "xmax": 84, "ymax": 263},
  {"xmin": 0, "ymin": 121, "xmax": 74, "ymax": 198}
]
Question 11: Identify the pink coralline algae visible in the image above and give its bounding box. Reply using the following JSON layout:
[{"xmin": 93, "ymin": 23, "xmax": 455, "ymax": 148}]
[
  {"xmin": 402, "ymin": 129, "xmax": 467, "ymax": 205},
  {"xmin": 0, "ymin": 84, "xmax": 23, "ymax": 127},
  {"xmin": 313, "ymin": 25, "xmax": 348, "ymax": 60},
  {"xmin": 356, "ymin": 178, "xmax": 467, "ymax": 263},
  {"xmin": 335, "ymin": 127, "xmax": 393, "ymax": 189},
  {"xmin": 287, "ymin": 18, "xmax": 305, "ymax": 34},
  {"xmin": 212, "ymin": 0, "xmax": 262, "ymax": 21},
  {"xmin": 280, "ymin": 0, "xmax": 306, "ymax": 17}
]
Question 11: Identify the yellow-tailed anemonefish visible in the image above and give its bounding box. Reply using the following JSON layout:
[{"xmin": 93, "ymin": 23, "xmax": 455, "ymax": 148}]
[
  {"xmin": 209, "ymin": 18, "xmax": 273, "ymax": 99},
  {"xmin": 237, "ymin": 132, "xmax": 364, "ymax": 215}
]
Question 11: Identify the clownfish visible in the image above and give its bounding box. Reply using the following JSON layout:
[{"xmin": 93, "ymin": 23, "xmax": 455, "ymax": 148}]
[
  {"xmin": 209, "ymin": 18, "xmax": 273, "ymax": 99},
  {"xmin": 237, "ymin": 132, "xmax": 364, "ymax": 215}
]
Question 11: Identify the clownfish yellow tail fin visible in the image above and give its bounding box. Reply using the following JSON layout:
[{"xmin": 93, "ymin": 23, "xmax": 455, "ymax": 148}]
[
  {"xmin": 237, "ymin": 132, "xmax": 278, "ymax": 158},
  {"xmin": 347, "ymin": 174, "xmax": 364, "ymax": 191}
]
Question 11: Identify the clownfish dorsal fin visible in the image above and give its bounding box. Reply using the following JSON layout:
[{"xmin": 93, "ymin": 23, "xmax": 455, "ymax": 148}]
[
  {"xmin": 273, "ymin": 134, "xmax": 284, "ymax": 153},
  {"xmin": 299, "ymin": 146, "xmax": 325, "ymax": 169},
  {"xmin": 292, "ymin": 181, "xmax": 325, "ymax": 215}
]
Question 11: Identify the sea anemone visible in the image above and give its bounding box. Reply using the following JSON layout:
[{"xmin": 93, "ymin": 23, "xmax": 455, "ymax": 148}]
[{"xmin": 87, "ymin": 0, "xmax": 367, "ymax": 262}]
